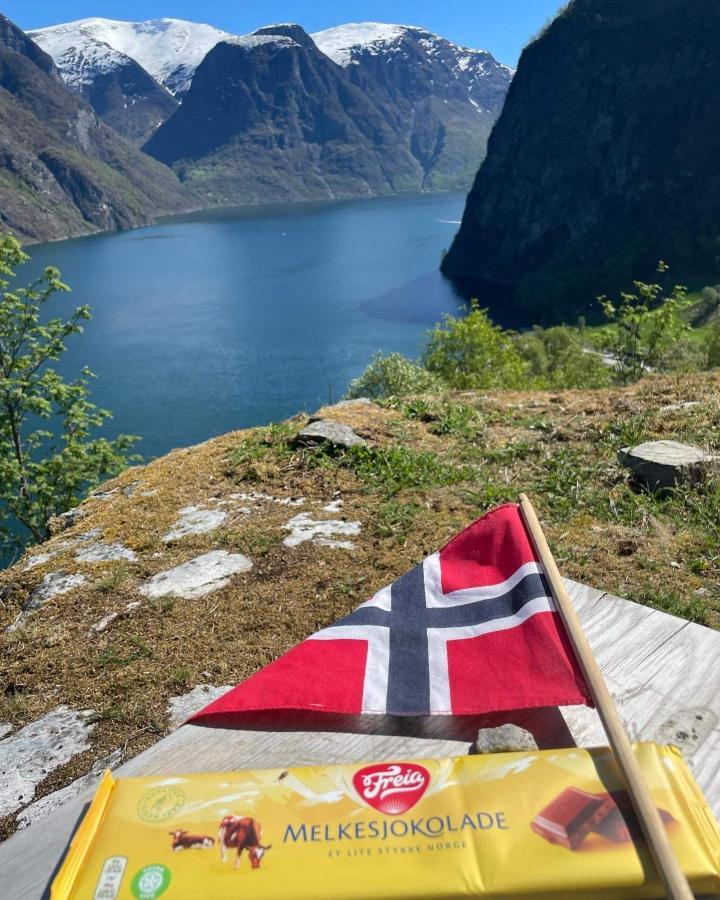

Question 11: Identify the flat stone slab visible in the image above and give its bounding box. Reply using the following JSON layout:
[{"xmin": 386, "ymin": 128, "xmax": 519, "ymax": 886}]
[
  {"xmin": 0, "ymin": 706, "xmax": 95, "ymax": 817},
  {"xmin": 166, "ymin": 685, "xmax": 233, "ymax": 729},
  {"xmin": 16, "ymin": 749, "xmax": 122, "ymax": 831},
  {"xmin": 296, "ymin": 420, "xmax": 366, "ymax": 449},
  {"xmin": 29, "ymin": 571, "xmax": 87, "ymax": 606},
  {"xmin": 283, "ymin": 512, "xmax": 361, "ymax": 549},
  {"xmin": 7, "ymin": 572, "xmax": 88, "ymax": 632},
  {"xmin": 23, "ymin": 552, "xmax": 56, "ymax": 571},
  {"xmin": 75, "ymin": 541, "xmax": 137, "ymax": 563},
  {"xmin": 162, "ymin": 506, "xmax": 227, "ymax": 542},
  {"xmin": 139, "ymin": 551, "xmax": 253, "ymax": 600},
  {"xmin": 618, "ymin": 439, "xmax": 719, "ymax": 490}
]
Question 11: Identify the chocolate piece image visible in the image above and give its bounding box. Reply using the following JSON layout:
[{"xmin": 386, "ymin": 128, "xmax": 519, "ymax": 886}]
[
  {"xmin": 592, "ymin": 791, "xmax": 676, "ymax": 843},
  {"xmin": 531, "ymin": 788, "xmax": 615, "ymax": 850}
]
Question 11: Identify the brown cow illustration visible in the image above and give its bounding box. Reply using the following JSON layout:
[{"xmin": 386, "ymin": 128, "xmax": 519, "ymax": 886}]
[
  {"xmin": 169, "ymin": 829, "xmax": 214, "ymax": 851},
  {"xmin": 218, "ymin": 816, "xmax": 272, "ymax": 870}
]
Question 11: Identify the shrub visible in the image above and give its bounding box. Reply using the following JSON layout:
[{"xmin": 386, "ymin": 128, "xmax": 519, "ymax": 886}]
[
  {"xmin": 345, "ymin": 352, "xmax": 444, "ymax": 400},
  {"xmin": 0, "ymin": 235, "xmax": 138, "ymax": 552},
  {"xmin": 599, "ymin": 263, "xmax": 690, "ymax": 383},
  {"xmin": 515, "ymin": 326, "xmax": 612, "ymax": 389},
  {"xmin": 421, "ymin": 304, "xmax": 530, "ymax": 390}
]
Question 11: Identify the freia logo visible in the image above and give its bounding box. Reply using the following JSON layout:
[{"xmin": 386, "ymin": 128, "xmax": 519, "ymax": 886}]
[{"xmin": 352, "ymin": 763, "xmax": 430, "ymax": 815}]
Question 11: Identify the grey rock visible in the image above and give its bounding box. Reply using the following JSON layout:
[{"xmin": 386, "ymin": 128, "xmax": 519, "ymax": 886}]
[
  {"xmin": 23, "ymin": 551, "xmax": 56, "ymax": 571},
  {"xmin": 29, "ymin": 571, "xmax": 87, "ymax": 608},
  {"xmin": 162, "ymin": 506, "xmax": 227, "ymax": 542},
  {"xmin": 296, "ymin": 420, "xmax": 367, "ymax": 450},
  {"xmin": 0, "ymin": 723, "xmax": 11, "ymax": 740},
  {"xmin": 0, "ymin": 706, "xmax": 95, "ymax": 817},
  {"xmin": 8, "ymin": 571, "xmax": 88, "ymax": 631},
  {"xmin": 140, "ymin": 551, "xmax": 253, "ymax": 600},
  {"xmin": 618, "ymin": 440, "xmax": 720, "ymax": 490},
  {"xmin": 52, "ymin": 506, "xmax": 87, "ymax": 532},
  {"xmin": 166, "ymin": 684, "xmax": 233, "ymax": 729},
  {"xmin": 75, "ymin": 542, "xmax": 137, "ymax": 563},
  {"xmin": 474, "ymin": 724, "xmax": 538, "ymax": 755},
  {"xmin": 17, "ymin": 747, "xmax": 123, "ymax": 829},
  {"xmin": 283, "ymin": 512, "xmax": 361, "ymax": 549}
]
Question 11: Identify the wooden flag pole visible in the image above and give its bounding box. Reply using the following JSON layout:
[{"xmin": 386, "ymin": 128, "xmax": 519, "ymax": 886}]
[{"xmin": 518, "ymin": 493, "xmax": 693, "ymax": 900}]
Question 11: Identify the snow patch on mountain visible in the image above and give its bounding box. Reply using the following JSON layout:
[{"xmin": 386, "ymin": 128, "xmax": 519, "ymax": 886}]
[
  {"xmin": 311, "ymin": 22, "xmax": 413, "ymax": 66},
  {"xmin": 31, "ymin": 18, "xmax": 234, "ymax": 95},
  {"xmin": 312, "ymin": 22, "xmax": 513, "ymax": 83},
  {"xmin": 30, "ymin": 26, "xmax": 137, "ymax": 88},
  {"xmin": 224, "ymin": 34, "xmax": 299, "ymax": 52}
]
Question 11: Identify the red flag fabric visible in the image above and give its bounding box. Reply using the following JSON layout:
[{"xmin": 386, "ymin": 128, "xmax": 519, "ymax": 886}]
[{"xmin": 190, "ymin": 503, "xmax": 591, "ymax": 725}]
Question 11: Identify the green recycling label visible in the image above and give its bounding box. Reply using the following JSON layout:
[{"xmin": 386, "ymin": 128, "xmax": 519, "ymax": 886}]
[{"xmin": 131, "ymin": 864, "xmax": 171, "ymax": 900}]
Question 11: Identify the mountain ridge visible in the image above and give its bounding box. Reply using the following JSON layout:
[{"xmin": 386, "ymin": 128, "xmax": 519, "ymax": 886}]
[
  {"xmin": 5, "ymin": 14, "xmax": 513, "ymax": 242},
  {"xmin": 140, "ymin": 20, "xmax": 512, "ymax": 202},
  {"xmin": 0, "ymin": 12, "xmax": 193, "ymax": 243}
]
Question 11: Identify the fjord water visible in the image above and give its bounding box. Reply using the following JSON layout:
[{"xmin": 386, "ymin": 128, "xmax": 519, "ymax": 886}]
[{"xmin": 26, "ymin": 193, "xmax": 466, "ymax": 460}]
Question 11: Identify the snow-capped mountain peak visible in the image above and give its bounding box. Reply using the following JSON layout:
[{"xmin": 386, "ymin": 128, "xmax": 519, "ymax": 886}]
[
  {"xmin": 311, "ymin": 21, "xmax": 513, "ymax": 118},
  {"xmin": 31, "ymin": 17, "xmax": 235, "ymax": 95},
  {"xmin": 29, "ymin": 24, "xmax": 134, "ymax": 88},
  {"xmin": 311, "ymin": 22, "xmax": 417, "ymax": 67}
]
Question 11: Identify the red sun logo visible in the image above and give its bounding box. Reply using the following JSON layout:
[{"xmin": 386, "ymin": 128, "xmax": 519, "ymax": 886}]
[{"xmin": 352, "ymin": 763, "xmax": 430, "ymax": 815}]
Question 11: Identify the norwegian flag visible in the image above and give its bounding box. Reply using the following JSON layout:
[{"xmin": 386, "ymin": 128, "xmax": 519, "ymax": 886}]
[{"xmin": 191, "ymin": 503, "xmax": 591, "ymax": 724}]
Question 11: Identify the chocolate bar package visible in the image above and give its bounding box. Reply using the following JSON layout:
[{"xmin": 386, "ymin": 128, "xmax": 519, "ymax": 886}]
[{"xmin": 52, "ymin": 742, "xmax": 720, "ymax": 899}]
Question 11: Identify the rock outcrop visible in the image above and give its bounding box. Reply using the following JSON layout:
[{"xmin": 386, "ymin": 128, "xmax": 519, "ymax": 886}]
[
  {"xmin": 441, "ymin": 0, "xmax": 720, "ymax": 323},
  {"xmin": 618, "ymin": 440, "xmax": 720, "ymax": 491}
]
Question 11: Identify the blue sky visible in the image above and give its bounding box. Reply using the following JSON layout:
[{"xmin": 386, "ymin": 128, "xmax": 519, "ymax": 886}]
[{"xmin": 11, "ymin": 1, "xmax": 564, "ymax": 66}]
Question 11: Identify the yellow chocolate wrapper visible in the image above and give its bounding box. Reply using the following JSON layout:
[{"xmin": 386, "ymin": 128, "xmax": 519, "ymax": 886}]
[{"xmin": 52, "ymin": 742, "xmax": 720, "ymax": 899}]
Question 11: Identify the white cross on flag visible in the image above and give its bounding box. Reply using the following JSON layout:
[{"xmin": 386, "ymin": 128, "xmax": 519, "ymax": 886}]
[{"xmin": 191, "ymin": 503, "xmax": 591, "ymax": 724}]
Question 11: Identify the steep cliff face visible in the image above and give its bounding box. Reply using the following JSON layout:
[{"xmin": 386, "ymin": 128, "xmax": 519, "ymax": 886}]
[
  {"xmin": 143, "ymin": 28, "xmax": 423, "ymax": 205},
  {"xmin": 0, "ymin": 13, "xmax": 191, "ymax": 243},
  {"xmin": 441, "ymin": 0, "xmax": 720, "ymax": 323}
]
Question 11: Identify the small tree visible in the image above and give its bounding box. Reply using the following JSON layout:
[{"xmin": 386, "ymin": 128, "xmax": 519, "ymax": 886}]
[
  {"xmin": 345, "ymin": 352, "xmax": 444, "ymax": 400},
  {"xmin": 421, "ymin": 303, "xmax": 530, "ymax": 390},
  {"xmin": 599, "ymin": 262, "xmax": 690, "ymax": 384},
  {"xmin": 0, "ymin": 234, "xmax": 138, "ymax": 553}
]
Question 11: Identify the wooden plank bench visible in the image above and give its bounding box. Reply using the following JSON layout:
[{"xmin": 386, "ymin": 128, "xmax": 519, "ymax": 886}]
[{"xmin": 1, "ymin": 579, "xmax": 719, "ymax": 899}]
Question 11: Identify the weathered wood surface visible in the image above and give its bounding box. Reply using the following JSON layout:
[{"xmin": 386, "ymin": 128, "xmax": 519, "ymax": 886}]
[{"xmin": 2, "ymin": 579, "xmax": 719, "ymax": 899}]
